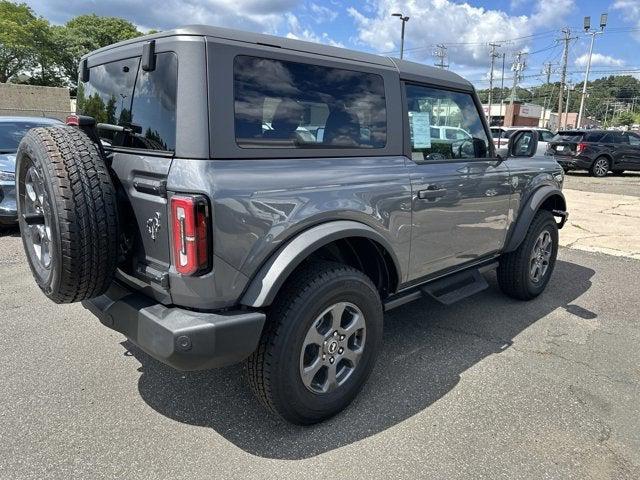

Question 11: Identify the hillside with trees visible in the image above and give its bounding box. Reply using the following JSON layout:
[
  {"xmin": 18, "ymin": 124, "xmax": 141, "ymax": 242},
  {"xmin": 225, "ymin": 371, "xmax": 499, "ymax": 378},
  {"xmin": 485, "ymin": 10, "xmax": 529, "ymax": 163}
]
[{"xmin": 476, "ymin": 75, "xmax": 640, "ymax": 126}]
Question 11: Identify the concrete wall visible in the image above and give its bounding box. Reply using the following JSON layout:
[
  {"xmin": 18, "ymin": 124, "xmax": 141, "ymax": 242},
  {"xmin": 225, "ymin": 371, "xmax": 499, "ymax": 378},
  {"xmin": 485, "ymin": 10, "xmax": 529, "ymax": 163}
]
[{"xmin": 0, "ymin": 83, "xmax": 72, "ymax": 121}]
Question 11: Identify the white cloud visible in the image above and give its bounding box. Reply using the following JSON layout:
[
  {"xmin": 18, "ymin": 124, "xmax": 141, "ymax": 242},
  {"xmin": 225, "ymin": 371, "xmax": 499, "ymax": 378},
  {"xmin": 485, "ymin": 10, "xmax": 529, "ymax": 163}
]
[
  {"xmin": 574, "ymin": 53, "xmax": 625, "ymax": 67},
  {"xmin": 285, "ymin": 13, "xmax": 343, "ymax": 47},
  {"xmin": 309, "ymin": 2, "xmax": 339, "ymax": 23},
  {"xmin": 347, "ymin": 0, "xmax": 575, "ymax": 68},
  {"xmin": 613, "ymin": 0, "xmax": 640, "ymax": 41},
  {"xmin": 25, "ymin": 0, "xmax": 300, "ymax": 32}
]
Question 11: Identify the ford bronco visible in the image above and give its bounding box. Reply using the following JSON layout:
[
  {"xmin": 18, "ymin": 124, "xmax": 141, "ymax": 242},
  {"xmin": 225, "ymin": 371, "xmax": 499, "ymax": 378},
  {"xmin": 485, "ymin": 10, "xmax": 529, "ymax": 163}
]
[{"xmin": 16, "ymin": 26, "xmax": 567, "ymax": 424}]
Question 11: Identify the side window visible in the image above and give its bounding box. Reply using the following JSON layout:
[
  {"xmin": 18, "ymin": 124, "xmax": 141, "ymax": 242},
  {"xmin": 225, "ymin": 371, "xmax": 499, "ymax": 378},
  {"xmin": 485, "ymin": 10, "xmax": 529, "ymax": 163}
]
[
  {"xmin": 233, "ymin": 56, "xmax": 387, "ymax": 149},
  {"xmin": 77, "ymin": 57, "xmax": 139, "ymax": 147},
  {"xmin": 629, "ymin": 133, "xmax": 640, "ymax": 146},
  {"xmin": 405, "ymin": 84, "xmax": 489, "ymax": 162},
  {"xmin": 584, "ymin": 132, "xmax": 603, "ymax": 142},
  {"xmin": 600, "ymin": 133, "xmax": 614, "ymax": 143},
  {"xmin": 614, "ymin": 132, "xmax": 630, "ymax": 144}
]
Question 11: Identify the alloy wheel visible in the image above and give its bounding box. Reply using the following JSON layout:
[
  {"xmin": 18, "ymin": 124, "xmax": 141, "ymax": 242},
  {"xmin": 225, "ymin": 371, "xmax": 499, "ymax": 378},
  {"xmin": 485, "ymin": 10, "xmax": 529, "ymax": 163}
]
[
  {"xmin": 21, "ymin": 165, "xmax": 53, "ymax": 269},
  {"xmin": 299, "ymin": 302, "xmax": 366, "ymax": 394},
  {"xmin": 529, "ymin": 230, "xmax": 552, "ymax": 284},
  {"xmin": 594, "ymin": 158, "xmax": 608, "ymax": 177}
]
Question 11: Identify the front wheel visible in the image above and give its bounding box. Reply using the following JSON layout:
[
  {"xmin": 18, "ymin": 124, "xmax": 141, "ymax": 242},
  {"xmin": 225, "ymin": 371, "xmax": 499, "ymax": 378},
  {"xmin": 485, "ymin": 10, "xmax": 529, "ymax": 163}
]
[
  {"xmin": 497, "ymin": 210, "xmax": 559, "ymax": 300},
  {"xmin": 246, "ymin": 261, "xmax": 383, "ymax": 424}
]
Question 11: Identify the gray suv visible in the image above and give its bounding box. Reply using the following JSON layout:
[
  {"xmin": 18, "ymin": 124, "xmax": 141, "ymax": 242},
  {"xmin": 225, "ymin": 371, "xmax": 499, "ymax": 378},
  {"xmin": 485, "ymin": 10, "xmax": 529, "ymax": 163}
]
[{"xmin": 15, "ymin": 26, "xmax": 567, "ymax": 424}]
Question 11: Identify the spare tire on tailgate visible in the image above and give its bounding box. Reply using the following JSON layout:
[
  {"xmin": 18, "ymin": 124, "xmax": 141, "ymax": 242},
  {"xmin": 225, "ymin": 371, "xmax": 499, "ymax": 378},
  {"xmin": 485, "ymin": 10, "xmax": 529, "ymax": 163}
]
[{"xmin": 16, "ymin": 125, "xmax": 119, "ymax": 303}]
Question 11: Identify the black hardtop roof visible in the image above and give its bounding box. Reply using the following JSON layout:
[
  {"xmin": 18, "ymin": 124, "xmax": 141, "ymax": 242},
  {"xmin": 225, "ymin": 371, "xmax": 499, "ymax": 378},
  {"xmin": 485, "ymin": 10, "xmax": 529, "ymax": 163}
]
[{"xmin": 82, "ymin": 24, "xmax": 473, "ymax": 91}]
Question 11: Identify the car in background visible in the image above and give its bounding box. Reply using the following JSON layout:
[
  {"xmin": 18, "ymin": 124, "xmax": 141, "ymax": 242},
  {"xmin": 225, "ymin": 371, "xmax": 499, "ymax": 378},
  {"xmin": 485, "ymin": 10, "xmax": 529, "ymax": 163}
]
[
  {"xmin": 548, "ymin": 129, "xmax": 640, "ymax": 177},
  {"xmin": 491, "ymin": 127, "xmax": 555, "ymax": 155},
  {"xmin": 0, "ymin": 117, "xmax": 62, "ymax": 226},
  {"xmin": 431, "ymin": 125, "xmax": 472, "ymax": 141}
]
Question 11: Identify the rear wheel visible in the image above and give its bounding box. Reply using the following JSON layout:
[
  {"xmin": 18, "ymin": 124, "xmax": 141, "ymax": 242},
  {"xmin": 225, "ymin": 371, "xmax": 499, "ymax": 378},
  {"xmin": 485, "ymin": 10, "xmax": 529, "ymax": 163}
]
[
  {"xmin": 590, "ymin": 156, "xmax": 610, "ymax": 177},
  {"xmin": 246, "ymin": 261, "xmax": 383, "ymax": 424},
  {"xmin": 16, "ymin": 126, "xmax": 119, "ymax": 303},
  {"xmin": 498, "ymin": 210, "xmax": 558, "ymax": 300}
]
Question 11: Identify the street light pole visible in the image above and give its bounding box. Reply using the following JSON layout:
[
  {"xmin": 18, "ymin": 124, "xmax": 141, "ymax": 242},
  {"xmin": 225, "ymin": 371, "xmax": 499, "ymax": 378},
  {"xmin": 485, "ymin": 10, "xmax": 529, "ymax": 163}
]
[
  {"xmin": 392, "ymin": 13, "xmax": 410, "ymax": 59},
  {"xmin": 577, "ymin": 14, "xmax": 607, "ymax": 128}
]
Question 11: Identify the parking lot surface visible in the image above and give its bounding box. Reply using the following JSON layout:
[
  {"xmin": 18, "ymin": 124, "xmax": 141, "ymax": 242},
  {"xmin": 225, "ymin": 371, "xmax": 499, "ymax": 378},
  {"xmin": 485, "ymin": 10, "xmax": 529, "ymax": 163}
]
[
  {"xmin": 1, "ymin": 224, "xmax": 639, "ymax": 479},
  {"xmin": 564, "ymin": 171, "xmax": 640, "ymax": 197}
]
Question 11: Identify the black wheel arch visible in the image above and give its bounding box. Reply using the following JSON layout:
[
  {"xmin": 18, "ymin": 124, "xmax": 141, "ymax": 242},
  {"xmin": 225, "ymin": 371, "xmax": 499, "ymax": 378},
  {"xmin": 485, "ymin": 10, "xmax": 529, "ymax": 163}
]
[
  {"xmin": 240, "ymin": 220, "xmax": 401, "ymax": 308},
  {"xmin": 504, "ymin": 186, "xmax": 567, "ymax": 253}
]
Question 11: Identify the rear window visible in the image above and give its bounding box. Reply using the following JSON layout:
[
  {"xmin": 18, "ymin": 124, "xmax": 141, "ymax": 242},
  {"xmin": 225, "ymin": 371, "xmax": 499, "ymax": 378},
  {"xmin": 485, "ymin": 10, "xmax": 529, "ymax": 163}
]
[
  {"xmin": 233, "ymin": 56, "xmax": 387, "ymax": 149},
  {"xmin": 77, "ymin": 52, "xmax": 177, "ymax": 152},
  {"xmin": 552, "ymin": 132, "xmax": 584, "ymax": 142}
]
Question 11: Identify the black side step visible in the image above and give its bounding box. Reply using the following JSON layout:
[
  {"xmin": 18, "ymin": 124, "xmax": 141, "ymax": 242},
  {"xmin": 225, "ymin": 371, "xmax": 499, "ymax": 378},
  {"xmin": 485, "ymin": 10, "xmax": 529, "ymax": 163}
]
[{"xmin": 420, "ymin": 269, "xmax": 488, "ymax": 305}]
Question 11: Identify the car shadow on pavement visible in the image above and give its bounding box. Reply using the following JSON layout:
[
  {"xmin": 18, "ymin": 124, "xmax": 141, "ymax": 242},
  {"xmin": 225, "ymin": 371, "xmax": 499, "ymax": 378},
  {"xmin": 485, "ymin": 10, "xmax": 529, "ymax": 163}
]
[
  {"xmin": 0, "ymin": 226, "xmax": 20, "ymax": 237},
  {"xmin": 124, "ymin": 259, "xmax": 595, "ymax": 460}
]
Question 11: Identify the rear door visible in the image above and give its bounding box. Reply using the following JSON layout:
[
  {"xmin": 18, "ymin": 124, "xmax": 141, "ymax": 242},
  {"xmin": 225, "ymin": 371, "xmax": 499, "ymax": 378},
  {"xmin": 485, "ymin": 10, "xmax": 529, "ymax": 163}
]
[
  {"xmin": 78, "ymin": 47, "xmax": 179, "ymax": 296},
  {"xmin": 626, "ymin": 132, "xmax": 640, "ymax": 170},
  {"xmin": 403, "ymin": 83, "xmax": 511, "ymax": 280}
]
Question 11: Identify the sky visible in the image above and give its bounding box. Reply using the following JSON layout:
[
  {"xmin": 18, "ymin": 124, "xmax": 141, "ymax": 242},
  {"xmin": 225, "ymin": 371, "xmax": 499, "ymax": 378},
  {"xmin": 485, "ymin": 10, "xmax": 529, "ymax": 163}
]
[{"xmin": 22, "ymin": 0, "xmax": 640, "ymax": 89}]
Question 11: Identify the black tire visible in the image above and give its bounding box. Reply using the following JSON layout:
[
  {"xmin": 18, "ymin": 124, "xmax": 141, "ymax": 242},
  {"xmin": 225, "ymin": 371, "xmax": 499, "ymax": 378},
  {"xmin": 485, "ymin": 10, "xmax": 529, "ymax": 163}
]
[
  {"xmin": 246, "ymin": 261, "xmax": 383, "ymax": 424},
  {"xmin": 16, "ymin": 126, "xmax": 119, "ymax": 304},
  {"xmin": 590, "ymin": 156, "xmax": 610, "ymax": 177},
  {"xmin": 497, "ymin": 210, "xmax": 558, "ymax": 301}
]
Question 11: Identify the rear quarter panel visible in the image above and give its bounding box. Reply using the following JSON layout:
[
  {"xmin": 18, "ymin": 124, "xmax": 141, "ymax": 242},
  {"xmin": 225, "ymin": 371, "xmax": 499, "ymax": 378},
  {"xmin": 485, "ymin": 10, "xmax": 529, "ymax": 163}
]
[{"xmin": 167, "ymin": 157, "xmax": 412, "ymax": 308}]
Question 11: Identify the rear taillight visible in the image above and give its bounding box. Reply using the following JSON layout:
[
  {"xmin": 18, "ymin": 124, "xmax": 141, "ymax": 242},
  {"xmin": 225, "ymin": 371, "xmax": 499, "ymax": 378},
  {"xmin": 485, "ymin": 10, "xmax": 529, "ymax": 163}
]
[
  {"xmin": 66, "ymin": 115, "xmax": 79, "ymax": 126},
  {"xmin": 576, "ymin": 142, "xmax": 587, "ymax": 154},
  {"xmin": 170, "ymin": 195, "xmax": 210, "ymax": 276}
]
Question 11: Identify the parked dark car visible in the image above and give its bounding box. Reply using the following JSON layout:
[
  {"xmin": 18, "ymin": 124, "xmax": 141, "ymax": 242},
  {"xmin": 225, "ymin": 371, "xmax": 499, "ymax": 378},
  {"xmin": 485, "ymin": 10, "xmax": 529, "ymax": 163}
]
[
  {"xmin": 0, "ymin": 117, "xmax": 62, "ymax": 226},
  {"xmin": 15, "ymin": 25, "xmax": 567, "ymax": 424},
  {"xmin": 548, "ymin": 129, "xmax": 640, "ymax": 177}
]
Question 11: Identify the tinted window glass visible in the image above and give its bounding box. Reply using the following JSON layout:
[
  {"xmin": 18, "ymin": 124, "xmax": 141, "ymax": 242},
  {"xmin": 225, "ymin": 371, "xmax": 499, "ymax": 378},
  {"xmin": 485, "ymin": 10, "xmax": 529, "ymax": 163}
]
[
  {"xmin": 629, "ymin": 133, "xmax": 640, "ymax": 146},
  {"xmin": 77, "ymin": 57, "xmax": 139, "ymax": 147},
  {"xmin": 77, "ymin": 53, "xmax": 177, "ymax": 152},
  {"xmin": 583, "ymin": 132, "xmax": 604, "ymax": 142},
  {"xmin": 540, "ymin": 130, "xmax": 555, "ymax": 142},
  {"xmin": 234, "ymin": 56, "xmax": 387, "ymax": 149},
  {"xmin": 126, "ymin": 52, "xmax": 178, "ymax": 151},
  {"xmin": 405, "ymin": 84, "xmax": 489, "ymax": 162},
  {"xmin": 614, "ymin": 132, "xmax": 629, "ymax": 144},
  {"xmin": 600, "ymin": 133, "xmax": 614, "ymax": 143},
  {"xmin": 552, "ymin": 132, "xmax": 584, "ymax": 142}
]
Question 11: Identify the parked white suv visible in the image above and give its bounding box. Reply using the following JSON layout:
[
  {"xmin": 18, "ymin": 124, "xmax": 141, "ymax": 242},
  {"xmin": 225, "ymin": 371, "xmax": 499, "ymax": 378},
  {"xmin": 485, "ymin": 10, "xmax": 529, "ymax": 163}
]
[{"xmin": 491, "ymin": 127, "xmax": 554, "ymax": 155}]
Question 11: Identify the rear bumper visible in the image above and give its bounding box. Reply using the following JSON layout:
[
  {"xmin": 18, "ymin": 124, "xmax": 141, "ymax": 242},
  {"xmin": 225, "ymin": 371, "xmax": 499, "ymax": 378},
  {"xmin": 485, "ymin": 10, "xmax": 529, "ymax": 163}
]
[
  {"xmin": 554, "ymin": 155, "xmax": 592, "ymax": 170},
  {"xmin": 82, "ymin": 282, "xmax": 266, "ymax": 371}
]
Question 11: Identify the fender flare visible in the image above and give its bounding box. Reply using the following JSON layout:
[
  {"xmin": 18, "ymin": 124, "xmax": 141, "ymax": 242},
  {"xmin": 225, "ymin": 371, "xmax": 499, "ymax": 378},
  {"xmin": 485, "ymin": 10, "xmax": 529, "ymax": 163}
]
[
  {"xmin": 504, "ymin": 186, "xmax": 567, "ymax": 253},
  {"xmin": 240, "ymin": 220, "xmax": 402, "ymax": 308}
]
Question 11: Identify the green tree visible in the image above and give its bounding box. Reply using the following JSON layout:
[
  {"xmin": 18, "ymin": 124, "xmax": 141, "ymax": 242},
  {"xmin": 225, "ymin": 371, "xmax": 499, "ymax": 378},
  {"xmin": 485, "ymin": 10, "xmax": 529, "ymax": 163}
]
[
  {"xmin": 613, "ymin": 111, "xmax": 635, "ymax": 127},
  {"xmin": 55, "ymin": 14, "xmax": 141, "ymax": 86},
  {"xmin": 0, "ymin": 1, "xmax": 50, "ymax": 83}
]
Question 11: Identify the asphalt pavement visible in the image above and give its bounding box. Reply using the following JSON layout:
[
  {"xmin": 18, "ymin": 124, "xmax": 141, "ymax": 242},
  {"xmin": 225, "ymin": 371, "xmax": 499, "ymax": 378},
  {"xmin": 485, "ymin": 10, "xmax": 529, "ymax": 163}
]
[
  {"xmin": 1, "ymin": 226, "xmax": 639, "ymax": 479},
  {"xmin": 564, "ymin": 171, "xmax": 640, "ymax": 197}
]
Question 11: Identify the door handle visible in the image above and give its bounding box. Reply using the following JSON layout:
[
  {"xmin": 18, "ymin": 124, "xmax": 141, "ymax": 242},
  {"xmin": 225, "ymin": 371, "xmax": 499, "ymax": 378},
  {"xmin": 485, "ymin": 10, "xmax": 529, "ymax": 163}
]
[{"xmin": 418, "ymin": 186, "xmax": 447, "ymax": 200}]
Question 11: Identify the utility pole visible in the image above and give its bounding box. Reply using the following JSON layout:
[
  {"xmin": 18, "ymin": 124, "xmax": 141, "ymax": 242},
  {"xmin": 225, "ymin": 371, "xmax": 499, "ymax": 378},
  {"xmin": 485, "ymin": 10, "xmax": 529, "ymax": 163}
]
[
  {"xmin": 557, "ymin": 27, "xmax": 577, "ymax": 130},
  {"xmin": 509, "ymin": 51, "xmax": 526, "ymax": 106},
  {"xmin": 391, "ymin": 13, "xmax": 410, "ymax": 59},
  {"xmin": 487, "ymin": 42, "xmax": 501, "ymax": 126},
  {"xmin": 541, "ymin": 63, "xmax": 553, "ymax": 128},
  {"xmin": 433, "ymin": 44, "xmax": 449, "ymax": 69},
  {"xmin": 577, "ymin": 13, "xmax": 607, "ymax": 128},
  {"xmin": 565, "ymin": 82, "xmax": 573, "ymax": 128},
  {"xmin": 499, "ymin": 52, "xmax": 506, "ymax": 125}
]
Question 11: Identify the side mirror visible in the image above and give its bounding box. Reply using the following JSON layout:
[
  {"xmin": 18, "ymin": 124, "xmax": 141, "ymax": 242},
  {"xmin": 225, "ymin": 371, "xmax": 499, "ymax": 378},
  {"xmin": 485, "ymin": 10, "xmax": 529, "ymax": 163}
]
[{"xmin": 508, "ymin": 130, "xmax": 539, "ymax": 157}]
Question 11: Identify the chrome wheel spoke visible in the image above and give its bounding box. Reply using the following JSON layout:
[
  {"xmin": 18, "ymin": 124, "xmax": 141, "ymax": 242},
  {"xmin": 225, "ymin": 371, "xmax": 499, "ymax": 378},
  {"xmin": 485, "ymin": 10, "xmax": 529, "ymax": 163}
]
[{"xmin": 20, "ymin": 165, "xmax": 53, "ymax": 270}]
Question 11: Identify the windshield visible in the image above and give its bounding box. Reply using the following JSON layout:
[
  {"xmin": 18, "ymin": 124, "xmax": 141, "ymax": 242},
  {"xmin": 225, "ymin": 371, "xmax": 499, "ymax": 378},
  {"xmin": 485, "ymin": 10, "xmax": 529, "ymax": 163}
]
[
  {"xmin": 0, "ymin": 121, "xmax": 54, "ymax": 152},
  {"xmin": 552, "ymin": 132, "xmax": 584, "ymax": 142}
]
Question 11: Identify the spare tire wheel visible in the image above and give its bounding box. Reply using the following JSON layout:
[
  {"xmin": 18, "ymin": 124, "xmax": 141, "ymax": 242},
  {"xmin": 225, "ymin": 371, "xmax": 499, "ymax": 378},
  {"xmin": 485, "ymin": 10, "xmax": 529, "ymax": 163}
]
[{"xmin": 16, "ymin": 125, "xmax": 119, "ymax": 303}]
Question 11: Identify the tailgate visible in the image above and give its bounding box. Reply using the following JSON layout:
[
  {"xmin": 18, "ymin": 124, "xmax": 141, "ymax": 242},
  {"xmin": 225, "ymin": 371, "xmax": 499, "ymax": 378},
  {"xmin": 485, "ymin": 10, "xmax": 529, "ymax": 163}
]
[{"xmin": 549, "ymin": 142, "xmax": 577, "ymax": 156}]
